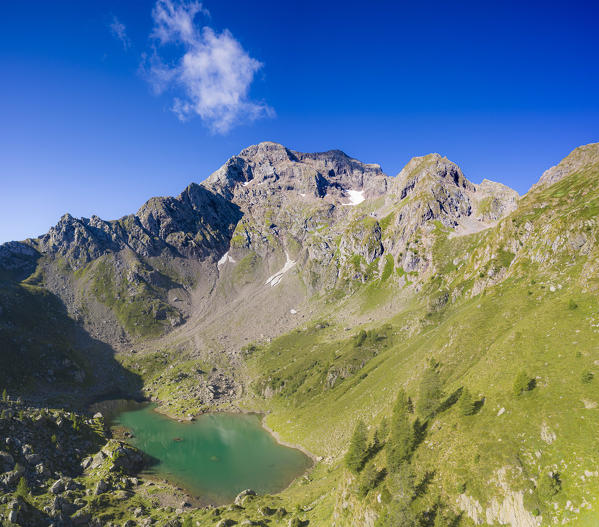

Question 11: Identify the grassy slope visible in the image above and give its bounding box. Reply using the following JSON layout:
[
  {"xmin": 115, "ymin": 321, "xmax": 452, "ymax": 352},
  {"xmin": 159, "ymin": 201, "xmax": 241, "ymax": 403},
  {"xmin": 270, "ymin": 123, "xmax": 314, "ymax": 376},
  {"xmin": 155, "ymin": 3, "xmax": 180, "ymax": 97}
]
[{"xmin": 239, "ymin": 164, "xmax": 599, "ymax": 525}]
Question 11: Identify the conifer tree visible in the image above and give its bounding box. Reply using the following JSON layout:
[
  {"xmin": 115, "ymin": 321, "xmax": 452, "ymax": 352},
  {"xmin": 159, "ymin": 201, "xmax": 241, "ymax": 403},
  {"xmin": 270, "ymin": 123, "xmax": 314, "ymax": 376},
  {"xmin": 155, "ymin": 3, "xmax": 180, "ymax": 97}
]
[
  {"xmin": 459, "ymin": 387, "xmax": 476, "ymax": 416},
  {"xmin": 345, "ymin": 420, "xmax": 368, "ymax": 474},
  {"xmin": 357, "ymin": 461, "xmax": 380, "ymax": 497},
  {"xmin": 416, "ymin": 363, "xmax": 442, "ymax": 417},
  {"xmin": 513, "ymin": 371, "xmax": 532, "ymax": 396},
  {"xmin": 386, "ymin": 389, "xmax": 414, "ymax": 472}
]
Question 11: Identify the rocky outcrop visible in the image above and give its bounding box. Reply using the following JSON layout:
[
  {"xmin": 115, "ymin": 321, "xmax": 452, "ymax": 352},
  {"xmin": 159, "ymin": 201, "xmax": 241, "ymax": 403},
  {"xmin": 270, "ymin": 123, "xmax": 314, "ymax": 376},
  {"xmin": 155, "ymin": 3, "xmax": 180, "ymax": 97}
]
[
  {"xmin": 204, "ymin": 142, "xmax": 388, "ymax": 205},
  {"xmin": 33, "ymin": 185, "xmax": 242, "ymax": 269},
  {"xmin": 529, "ymin": 142, "xmax": 599, "ymax": 192}
]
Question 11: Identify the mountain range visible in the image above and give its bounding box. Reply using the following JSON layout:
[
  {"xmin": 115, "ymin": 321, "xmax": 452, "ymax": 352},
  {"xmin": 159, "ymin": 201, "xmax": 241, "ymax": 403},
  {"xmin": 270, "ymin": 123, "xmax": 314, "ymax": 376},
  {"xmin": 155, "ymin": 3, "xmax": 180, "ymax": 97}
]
[{"xmin": 1, "ymin": 141, "xmax": 598, "ymax": 526}]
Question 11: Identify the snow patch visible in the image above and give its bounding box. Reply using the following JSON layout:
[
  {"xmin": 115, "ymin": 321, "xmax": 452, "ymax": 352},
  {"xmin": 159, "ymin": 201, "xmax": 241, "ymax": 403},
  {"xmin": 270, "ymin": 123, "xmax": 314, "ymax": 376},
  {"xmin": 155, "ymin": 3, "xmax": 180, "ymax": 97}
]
[
  {"xmin": 265, "ymin": 253, "xmax": 296, "ymax": 287},
  {"xmin": 299, "ymin": 193, "xmax": 306, "ymax": 197},
  {"xmin": 342, "ymin": 189, "xmax": 365, "ymax": 206},
  {"xmin": 217, "ymin": 251, "xmax": 236, "ymax": 267},
  {"xmin": 243, "ymin": 181, "xmax": 251, "ymax": 187},
  {"xmin": 290, "ymin": 309, "xmax": 297, "ymax": 314}
]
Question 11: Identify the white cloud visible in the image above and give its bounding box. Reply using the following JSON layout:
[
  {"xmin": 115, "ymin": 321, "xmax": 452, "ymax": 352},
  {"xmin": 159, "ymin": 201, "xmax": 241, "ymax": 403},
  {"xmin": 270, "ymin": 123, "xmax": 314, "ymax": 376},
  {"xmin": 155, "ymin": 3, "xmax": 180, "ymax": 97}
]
[
  {"xmin": 147, "ymin": 0, "xmax": 273, "ymax": 134},
  {"xmin": 109, "ymin": 16, "xmax": 130, "ymax": 50}
]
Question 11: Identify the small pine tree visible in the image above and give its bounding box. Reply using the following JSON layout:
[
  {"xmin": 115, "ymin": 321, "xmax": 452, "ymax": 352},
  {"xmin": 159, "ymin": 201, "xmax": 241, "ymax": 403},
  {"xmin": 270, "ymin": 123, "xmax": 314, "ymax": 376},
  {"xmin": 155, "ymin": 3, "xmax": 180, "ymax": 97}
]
[
  {"xmin": 416, "ymin": 363, "xmax": 442, "ymax": 417},
  {"xmin": 2, "ymin": 388, "xmax": 7, "ymax": 402},
  {"xmin": 459, "ymin": 388, "xmax": 476, "ymax": 416},
  {"xmin": 378, "ymin": 466, "xmax": 417, "ymax": 526},
  {"xmin": 371, "ymin": 429, "xmax": 382, "ymax": 453},
  {"xmin": 378, "ymin": 417, "xmax": 389, "ymax": 441},
  {"xmin": 345, "ymin": 420, "xmax": 368, "ymax": 474},
  {"xmin": 15, "ymin": 476, "xmax": 30, "ymax": 498},
  {"xmin": 357, "ymin": 461, "xmax": 380, "ymax": 497},
  {"xmin": 386, "ymin": 389, "xmax": 414, "ymax": 472},
  {"xmin": 513, "ymin": 371, "xmax": 532, "ymax": 396}
]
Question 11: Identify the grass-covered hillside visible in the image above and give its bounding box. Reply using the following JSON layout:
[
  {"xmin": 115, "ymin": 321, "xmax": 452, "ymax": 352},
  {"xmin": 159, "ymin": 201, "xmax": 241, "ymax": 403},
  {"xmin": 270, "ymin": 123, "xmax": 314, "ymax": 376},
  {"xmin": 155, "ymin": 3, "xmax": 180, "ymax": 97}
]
[{"xmin": 235, "ymin": 145, "xmax": 599, "ymax": 526}]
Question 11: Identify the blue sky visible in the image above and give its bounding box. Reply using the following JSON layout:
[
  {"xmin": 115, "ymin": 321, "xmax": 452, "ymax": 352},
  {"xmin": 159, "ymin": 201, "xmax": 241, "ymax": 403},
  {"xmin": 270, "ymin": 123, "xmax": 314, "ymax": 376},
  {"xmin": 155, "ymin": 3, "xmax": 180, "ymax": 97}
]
[{"xmin": 1, "ymin": 0, "xmax": 598, "ymax": 243}]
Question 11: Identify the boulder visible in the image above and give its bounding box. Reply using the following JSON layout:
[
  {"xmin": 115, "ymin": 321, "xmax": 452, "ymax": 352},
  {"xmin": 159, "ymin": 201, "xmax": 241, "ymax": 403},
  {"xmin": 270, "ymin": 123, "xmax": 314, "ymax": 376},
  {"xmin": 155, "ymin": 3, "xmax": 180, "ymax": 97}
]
[
  {"xmin": 234, "ymin": 488, "xmax": 256, "ymax": 506},
  {"xmin": 72, "ymin": 510, "xmax": 92, "ymax": 525},
  {"xmin": 0, "ymin": 450, "xmax": 14, "ymax": 473},
  {"xmin": 94, "ymin": 479, "xmax": 109, "ymax": 495},
  {"xmin": 110, "ymin": 444, "xmax": 144, "ymax": 475},
  {"xmin": 50, "ymin": 478, "xmax": 65, "ymax": 494}
]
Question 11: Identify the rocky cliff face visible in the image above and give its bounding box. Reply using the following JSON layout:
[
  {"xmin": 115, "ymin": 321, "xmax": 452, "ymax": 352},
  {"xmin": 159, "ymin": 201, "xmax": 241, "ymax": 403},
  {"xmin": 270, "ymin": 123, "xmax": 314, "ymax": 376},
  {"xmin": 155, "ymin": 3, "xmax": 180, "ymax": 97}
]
[
  {"xmin": 32, "ymin": 183, "xmax": 241, "ymax": 269},
  {"xmin": 0, "ymin": 141, "xmax": 524, "ymax": 348}
]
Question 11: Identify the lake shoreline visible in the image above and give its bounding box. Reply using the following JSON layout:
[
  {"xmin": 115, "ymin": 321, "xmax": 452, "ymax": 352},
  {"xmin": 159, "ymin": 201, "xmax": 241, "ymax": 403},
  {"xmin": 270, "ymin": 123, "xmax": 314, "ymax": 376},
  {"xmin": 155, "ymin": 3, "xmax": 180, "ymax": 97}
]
[{"xmin": 106, "ymin": 399, "xmax": 315, "ymax": 505}]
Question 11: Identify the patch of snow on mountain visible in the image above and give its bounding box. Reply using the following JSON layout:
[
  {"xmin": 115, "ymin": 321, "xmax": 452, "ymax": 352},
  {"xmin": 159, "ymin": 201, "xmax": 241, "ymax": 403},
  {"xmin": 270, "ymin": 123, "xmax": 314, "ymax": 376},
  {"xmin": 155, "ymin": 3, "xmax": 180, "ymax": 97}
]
[
  {"xmin": 265, "ymin": 253, "xmax": 296, "ymax": 287},
  {"xmin": 217, "ymin": 251, "xmax": 236, "ymax": 267},
  {"xmin": 342, "ymin": 189, "xmax": 365, "ymax": 206}
]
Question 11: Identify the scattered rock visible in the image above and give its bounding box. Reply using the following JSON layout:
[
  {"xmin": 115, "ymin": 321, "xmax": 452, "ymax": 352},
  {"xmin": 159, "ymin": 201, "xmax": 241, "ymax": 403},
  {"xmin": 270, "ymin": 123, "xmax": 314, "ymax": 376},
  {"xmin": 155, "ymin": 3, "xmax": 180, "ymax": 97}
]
[{"xmin": 541, "ymin": 422, "xmax": 557, "ymax": 444}]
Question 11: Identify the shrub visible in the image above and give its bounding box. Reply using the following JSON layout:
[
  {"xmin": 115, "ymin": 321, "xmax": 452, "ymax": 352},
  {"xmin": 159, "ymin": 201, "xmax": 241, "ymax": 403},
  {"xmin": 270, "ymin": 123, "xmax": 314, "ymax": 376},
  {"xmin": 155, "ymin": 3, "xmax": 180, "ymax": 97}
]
[
  {"xmin": 15, "ymin": 476, "xmax": 30, "ymax": 498},
  {"xmin": 568, "ymin": 299, "xmax": 578, "ymax": 310},
  {"xmin": 456, "ymin": 482, "xmax": 467, "ymax": 494},
  {"xmin": 355, "ymin": 330, "xmax": 367, "ymax": 347},
  {"xmin": 581, "ymin": 371, "xmax": 594, "ymax": 384},
  {"xmin": 538, "ymin": 473, "xmax": 561, "ymax": 502},
  {"xmin": 345, "ymin": 420, "xmax": 368, "ymax": 474},
  {"xmin": 1, "ymin": 388, "xmax": 6, "ymax": 402},
  {"xmin": 513, "ymin": 371, "xmax": 534, "ymax": 396}
]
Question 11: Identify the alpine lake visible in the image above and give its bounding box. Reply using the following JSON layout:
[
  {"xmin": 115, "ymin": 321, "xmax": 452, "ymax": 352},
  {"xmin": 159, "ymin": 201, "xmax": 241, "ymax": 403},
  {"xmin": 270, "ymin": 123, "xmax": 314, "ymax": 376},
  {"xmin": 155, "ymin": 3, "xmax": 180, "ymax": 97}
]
[{"xmin": 103, "ymin": 401, "xmax": 312, "ymax": 505}]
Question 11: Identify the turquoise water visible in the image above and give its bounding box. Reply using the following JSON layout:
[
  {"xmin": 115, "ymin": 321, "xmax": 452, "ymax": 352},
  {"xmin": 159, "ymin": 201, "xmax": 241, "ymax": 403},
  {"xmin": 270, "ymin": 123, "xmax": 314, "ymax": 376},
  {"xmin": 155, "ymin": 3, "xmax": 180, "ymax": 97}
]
[{"xmin": 113, "ymin": 405, "xmax": 312, "ymax": 504}]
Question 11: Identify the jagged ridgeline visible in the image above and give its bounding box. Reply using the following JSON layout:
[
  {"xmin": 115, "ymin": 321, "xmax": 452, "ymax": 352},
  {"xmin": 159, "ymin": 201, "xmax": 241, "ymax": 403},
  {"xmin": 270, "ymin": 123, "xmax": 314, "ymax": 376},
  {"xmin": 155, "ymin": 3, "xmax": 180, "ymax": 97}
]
[{"xmin": 0, "ymin": 141, "xmax": 598, "ymax": 526}]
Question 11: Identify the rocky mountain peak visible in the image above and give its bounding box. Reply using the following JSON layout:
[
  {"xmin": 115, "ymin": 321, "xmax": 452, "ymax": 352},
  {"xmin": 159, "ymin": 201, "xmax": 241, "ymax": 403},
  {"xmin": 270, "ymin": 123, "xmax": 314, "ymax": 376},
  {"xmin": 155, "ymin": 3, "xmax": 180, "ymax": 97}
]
[
  {"xmin": 530, "ymin": 142, "xmax": 599, "ymax": 192},
  {"xmin": 203, "ymin": 142, "xmax": 389, "ymax": 206},
  {"xmin": 392, "ymin": 153, "xmax": 475, "ymax": 200}
]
